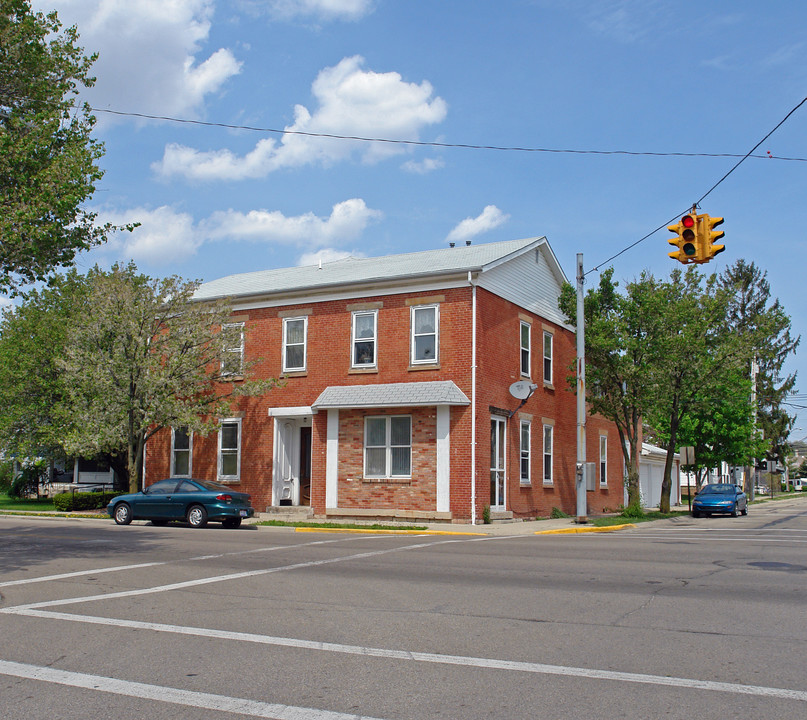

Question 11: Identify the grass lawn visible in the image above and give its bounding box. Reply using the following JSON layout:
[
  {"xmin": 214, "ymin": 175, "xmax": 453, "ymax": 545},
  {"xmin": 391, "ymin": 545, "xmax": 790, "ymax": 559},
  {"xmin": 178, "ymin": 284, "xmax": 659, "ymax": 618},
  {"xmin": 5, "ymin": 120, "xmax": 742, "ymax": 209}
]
[
  {"xmin": 0, "ymin": 495, "xmax": 56, "ymax": 512},
  {"xmin": 592, "ymin": 509, "xmax": 690, "ymax": 526}
]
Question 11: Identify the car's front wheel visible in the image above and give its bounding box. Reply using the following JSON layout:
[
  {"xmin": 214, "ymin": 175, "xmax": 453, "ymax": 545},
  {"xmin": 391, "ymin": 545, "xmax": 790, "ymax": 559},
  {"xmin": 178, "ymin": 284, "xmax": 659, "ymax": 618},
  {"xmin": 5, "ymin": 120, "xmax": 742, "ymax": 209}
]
[
  {"xmin": 741, "ymin": 505, "xmax": 748, "ymax": 516},
  {"xmin": 186, "ymin": 504, "xmax": 208, "ymax": 528},
  {"xmin": 113, "ymin": 503, "xmax": 132, "ymax": 525},
  {"xmin": 731, "ymin": 505, "xmax": 739, "ymax": 517}
]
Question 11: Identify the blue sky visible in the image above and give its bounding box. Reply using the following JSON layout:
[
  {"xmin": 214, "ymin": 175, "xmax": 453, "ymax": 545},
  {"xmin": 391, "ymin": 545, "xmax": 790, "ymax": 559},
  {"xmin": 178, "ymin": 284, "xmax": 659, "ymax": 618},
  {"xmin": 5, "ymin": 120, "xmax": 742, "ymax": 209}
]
[{"xmin": 29, "ymin": 0, "xmax": 807, "ymax": 435}]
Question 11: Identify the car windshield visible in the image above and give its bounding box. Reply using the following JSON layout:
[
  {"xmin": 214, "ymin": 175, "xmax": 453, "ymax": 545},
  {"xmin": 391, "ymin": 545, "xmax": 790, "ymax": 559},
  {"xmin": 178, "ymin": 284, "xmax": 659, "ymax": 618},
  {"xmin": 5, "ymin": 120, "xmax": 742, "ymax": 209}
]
[
  {"xmin": 699, "ymin": 485, "xmax": 735, "ymax": 495},
  {"xmin": 193, "ymin": 479, "xmax": 232, "ymax": 492}
]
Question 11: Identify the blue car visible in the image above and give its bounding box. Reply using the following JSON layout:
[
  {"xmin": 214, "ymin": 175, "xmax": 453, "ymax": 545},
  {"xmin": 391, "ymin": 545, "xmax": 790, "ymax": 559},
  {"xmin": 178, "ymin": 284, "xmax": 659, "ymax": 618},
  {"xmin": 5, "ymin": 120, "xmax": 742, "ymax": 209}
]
[
  {"xmin": 692, "ymin": 483, "xmax": 748, "ymax": 518},
  {"xmin": 107, "ymin": 478, "xmax": 255, "ymax": 528}
]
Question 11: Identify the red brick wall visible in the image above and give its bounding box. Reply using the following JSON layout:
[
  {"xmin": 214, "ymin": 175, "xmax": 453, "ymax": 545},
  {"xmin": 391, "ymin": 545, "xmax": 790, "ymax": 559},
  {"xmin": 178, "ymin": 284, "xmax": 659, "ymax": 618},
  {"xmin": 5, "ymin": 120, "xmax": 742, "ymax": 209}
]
[{"xmin": 144, "ymin": 283, "xmax": 623, "ymax": 521}]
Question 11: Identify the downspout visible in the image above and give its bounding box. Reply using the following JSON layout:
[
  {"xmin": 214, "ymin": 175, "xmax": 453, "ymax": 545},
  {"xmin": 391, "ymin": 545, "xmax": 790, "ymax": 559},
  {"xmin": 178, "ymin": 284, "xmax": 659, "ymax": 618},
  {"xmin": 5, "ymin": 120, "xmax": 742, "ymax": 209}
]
[{"xmin": 469, "ymin": 271, "xmax": 478, "ymax": 525}]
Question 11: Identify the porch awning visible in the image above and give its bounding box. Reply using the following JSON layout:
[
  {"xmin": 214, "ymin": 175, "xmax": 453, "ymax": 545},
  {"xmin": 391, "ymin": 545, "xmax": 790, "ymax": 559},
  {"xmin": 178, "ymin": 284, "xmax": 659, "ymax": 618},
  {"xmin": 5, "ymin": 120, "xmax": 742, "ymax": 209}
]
[{"xmin": 312, "ymin": 381, "xmax": 470, "ymax": 410}]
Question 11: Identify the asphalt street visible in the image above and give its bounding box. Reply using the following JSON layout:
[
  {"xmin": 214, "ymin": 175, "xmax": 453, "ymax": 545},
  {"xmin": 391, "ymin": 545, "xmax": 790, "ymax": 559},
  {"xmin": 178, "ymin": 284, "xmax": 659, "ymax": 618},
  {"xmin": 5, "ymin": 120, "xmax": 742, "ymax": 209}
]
[{"xmin": 1, "ymin": 497, "xmax": 806, "ymax": 719}]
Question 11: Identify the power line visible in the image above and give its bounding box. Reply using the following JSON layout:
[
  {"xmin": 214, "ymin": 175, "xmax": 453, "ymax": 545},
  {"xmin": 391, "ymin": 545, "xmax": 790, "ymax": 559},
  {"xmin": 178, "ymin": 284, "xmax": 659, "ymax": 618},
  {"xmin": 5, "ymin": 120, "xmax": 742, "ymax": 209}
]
[
  {"xmin": 88, "ymin": 106, "xmax": 807, "ymax": 163},
  {"xmin": 587, "ymin": 96, "xmax": 807, "ymax": 275}
]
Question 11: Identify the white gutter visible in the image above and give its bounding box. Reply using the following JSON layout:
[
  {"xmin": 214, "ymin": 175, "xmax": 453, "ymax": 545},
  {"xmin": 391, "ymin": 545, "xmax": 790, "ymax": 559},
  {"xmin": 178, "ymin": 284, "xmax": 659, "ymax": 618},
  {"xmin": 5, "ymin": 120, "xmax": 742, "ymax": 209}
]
[{"xmin": 469, "ymin": 271, "xmax": 478, "ymax": 525}]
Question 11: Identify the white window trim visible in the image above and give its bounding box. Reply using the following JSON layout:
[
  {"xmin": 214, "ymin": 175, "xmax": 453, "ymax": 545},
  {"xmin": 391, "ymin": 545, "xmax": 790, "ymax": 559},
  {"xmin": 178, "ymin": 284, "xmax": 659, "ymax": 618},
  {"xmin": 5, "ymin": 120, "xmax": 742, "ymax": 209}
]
[
  {"xmin": 282, "ymin": 316, "xmax": 308, "ymax": 372},
  {"xmin": 600, "ymin": 435, "xmax": 608, "ymax": 486},
  {"xmin": 170, "ymin": 427, "xmax": 192, "ymax": 478},
  {"xmin": 218, "ymin": 418, "xmax": 242, "ymax": 482},
  {"xmin": 520, "ymin": 321, "xmax": 531, "ymax": 378},
  {"xmin": 363, "ymin": 415, "xmax": 412, "ymax": 479},
  {"xmin": 351, "ymin": 309, "xmax": 378, "ymax": 368},
  {"xmin": 543, "ymin": 331, "xmax": 553, "ymax": 385},
  {"xmin": 221, "ymin": 322, "xmax": 245, "ymax": 376},
  {"xmin": 543, "ymin": 424, "xmax": 553, "ymax": 486},
  {"xmin": 519, "ymin": 419, "xmax": 531, "ymax": 486},
  {"xmin": 410, "ymin": 304, "xmax": 439, "ymax": 365}
]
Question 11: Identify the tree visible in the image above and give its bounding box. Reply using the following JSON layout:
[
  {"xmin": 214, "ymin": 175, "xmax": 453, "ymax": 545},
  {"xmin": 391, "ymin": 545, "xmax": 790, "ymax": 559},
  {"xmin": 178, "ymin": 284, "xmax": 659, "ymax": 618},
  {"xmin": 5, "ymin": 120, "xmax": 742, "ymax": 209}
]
[
  {"xmin": 0, "ymin": 270, "xmax": 87, "ymax": 459},
  {"xmin": 0, "ymin": 1, "xmax": 114, "ymax": 294},
  {"xmin": 720, "ymin": 260, "xmax": 800, "ymax": 495},
  {"xmin": 559, "ymin": 269, "xmax": 661, "ymax": 509},
  {"xmin": 56, "ymin": 263, "xmax": 277, "ymax": 492}
]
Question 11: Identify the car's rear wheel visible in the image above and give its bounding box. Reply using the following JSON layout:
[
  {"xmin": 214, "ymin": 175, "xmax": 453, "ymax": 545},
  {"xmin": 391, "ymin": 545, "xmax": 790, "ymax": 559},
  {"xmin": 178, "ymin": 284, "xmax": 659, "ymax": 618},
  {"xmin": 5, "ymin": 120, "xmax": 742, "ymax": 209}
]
[
  {"xmin": 186, "ymin": 504, "xmax": 208, "ymax": 528},
  {"xmin": 222, "ymin": 517, "xmax": 242, "ymax": 529},
  {"xmin": 113, "ymin": 503, "xmax": 132, "ymax": 525}
]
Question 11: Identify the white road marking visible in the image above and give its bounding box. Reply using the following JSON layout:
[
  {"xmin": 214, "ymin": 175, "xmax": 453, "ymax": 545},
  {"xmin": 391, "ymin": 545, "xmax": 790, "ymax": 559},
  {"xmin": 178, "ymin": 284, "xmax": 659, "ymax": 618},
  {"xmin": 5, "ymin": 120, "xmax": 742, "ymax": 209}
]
[
  {"xmin": 0, "ymin": 536, "xmax": 363, "ymax": 589},
  {"xmin": 0, "ymin": 537, "xmax": 472, "ymax": 611},
  {"xmin": 0, "ymin": 659, "xmax": 386, "ymax": 720},
  {"xmin": 4, "ymin": 610, "xmax": 806, "ymax": 703}
]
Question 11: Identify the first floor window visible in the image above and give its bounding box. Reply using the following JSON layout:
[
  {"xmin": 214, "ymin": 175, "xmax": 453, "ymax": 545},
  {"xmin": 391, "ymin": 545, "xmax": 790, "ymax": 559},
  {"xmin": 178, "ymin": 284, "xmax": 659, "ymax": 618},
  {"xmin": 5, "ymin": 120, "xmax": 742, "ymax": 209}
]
[
  {"xmin": 219, "ymin": 419, "xmax": 241, "ymax": 480},
  {"xmin": 600, "ymin": 435, "xmax": 608, "ymax": 486},
  {"xmin": 171, "ymin": 427, "xmax": 192, "ymax": 477},
  {"xmin": 364, "ymin": 415, "xmax": 411, "ymax": 478},
  {"xmin": 543, "ymin": 424, "xmax": 553, "ymax": 485},
  {"xmin": 520, "ymin": 420, "xmax": 531, "ymax": 485},
  {"xmin": 283, "ymin": 317, "xmax": 307, "ymax": 371},
  {"xmin": 352, "ymin": 310, "xmax": 377, "ymax": 367}
]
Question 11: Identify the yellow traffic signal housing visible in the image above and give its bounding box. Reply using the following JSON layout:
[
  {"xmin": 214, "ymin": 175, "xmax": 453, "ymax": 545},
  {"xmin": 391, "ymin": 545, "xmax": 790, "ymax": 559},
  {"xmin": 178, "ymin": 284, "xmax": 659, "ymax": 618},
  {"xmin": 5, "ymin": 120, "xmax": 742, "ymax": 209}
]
[
  {"xmin": 667, "ymin": 213, "xmax": 699, "ymax": 264},
  {"xmin": 700, "ymin": 214, "xmax": 725, "ymax": 260}
]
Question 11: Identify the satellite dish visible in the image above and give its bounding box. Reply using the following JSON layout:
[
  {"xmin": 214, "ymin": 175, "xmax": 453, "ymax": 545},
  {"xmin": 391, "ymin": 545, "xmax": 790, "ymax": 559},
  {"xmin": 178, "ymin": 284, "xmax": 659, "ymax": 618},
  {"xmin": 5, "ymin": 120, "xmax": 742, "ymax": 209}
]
[{"xmin": 509, "ymin": 381, "xmax": 537, "ymax": 400}]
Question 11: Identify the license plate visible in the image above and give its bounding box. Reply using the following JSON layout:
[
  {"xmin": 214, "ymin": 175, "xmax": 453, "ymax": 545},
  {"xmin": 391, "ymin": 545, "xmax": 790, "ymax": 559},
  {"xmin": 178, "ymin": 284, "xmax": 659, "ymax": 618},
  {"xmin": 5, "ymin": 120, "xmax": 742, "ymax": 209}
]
[{"xmin": 240, "ymin": 510, "xmax": 248, "ymax": 517}]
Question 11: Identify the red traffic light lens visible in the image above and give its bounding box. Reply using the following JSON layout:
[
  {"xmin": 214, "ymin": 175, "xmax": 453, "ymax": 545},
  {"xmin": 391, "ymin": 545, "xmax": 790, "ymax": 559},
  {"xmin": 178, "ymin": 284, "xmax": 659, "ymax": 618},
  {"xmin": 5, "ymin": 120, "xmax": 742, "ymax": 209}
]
[{"xmin": 682, "ymin": 215, "xmax": 696, "ymax": 228}]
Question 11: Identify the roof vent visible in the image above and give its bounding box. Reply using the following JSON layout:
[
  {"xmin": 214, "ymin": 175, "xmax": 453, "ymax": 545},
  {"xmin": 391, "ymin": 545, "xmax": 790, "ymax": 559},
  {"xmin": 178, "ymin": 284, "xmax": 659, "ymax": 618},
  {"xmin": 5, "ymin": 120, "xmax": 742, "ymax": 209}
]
[
  {"xmin": 465, "ymin": 240, "xmax": 472, "ymax": 246},
  {"xmin": 449, "ymin": 242, "xmax": 455, "ymax": 248}
]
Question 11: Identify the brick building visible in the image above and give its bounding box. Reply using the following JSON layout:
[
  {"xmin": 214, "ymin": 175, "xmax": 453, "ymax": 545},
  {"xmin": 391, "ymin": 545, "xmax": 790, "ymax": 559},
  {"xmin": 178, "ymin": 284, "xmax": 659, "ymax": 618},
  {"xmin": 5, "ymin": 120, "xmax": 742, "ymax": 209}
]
[{"xmin": 144, "ymin": 237, "xmax": 624, "ymax": 523}]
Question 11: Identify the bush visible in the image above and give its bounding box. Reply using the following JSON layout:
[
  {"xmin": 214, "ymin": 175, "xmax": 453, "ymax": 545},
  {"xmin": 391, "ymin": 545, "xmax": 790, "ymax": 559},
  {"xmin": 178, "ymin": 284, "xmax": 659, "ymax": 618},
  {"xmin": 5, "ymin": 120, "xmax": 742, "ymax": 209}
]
[
  {"xmin": 53, "ymin": 490, "xmax": 122, "ymax": 512},
  {"xmin": 550, "ymin": 506, "xmax": 570, "ymax": 519},
  {"xmin": 620, "ymin": 501, "xmax": 645, "ymax": 519},
  {"xmin": 8, "ymin": 462, "xmax": 46, "ymax": 498}
]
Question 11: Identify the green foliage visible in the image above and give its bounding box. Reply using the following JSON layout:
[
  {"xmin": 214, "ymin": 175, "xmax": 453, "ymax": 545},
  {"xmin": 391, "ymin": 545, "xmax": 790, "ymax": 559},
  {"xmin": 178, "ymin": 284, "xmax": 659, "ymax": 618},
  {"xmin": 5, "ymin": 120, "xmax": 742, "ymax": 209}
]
[
  {"xmin": 620, "ymin": 502, "xmax": 645, "ymax": 519},
  {"xmin": 550, "ymin": 506, "xmax": 570, "ymax": 519},
  {"xmin": 482, "ymin": 504, "xmax": 491, "ymax": 524},
  {"xmin": 0, "ymin": 459, "xmax": 12, "ymax": 493},
  {"xmin": 52, "ymin": 490, "xmax": 120, "ymax": 512},
  {"xmin": 0, "ymin": 0, "xmax": 122, "ymax": 294},
  {"xmin": 7, "ymin": 461, "xmax": 46, "ymax": 497}
]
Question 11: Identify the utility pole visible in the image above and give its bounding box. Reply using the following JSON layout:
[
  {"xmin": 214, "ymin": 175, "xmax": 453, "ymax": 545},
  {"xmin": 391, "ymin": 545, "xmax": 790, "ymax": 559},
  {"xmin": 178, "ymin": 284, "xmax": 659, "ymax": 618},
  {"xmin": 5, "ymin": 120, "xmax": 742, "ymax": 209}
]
[{"xmin": 576, "ymin": 253, "xmax": 588, "ymax": 523}]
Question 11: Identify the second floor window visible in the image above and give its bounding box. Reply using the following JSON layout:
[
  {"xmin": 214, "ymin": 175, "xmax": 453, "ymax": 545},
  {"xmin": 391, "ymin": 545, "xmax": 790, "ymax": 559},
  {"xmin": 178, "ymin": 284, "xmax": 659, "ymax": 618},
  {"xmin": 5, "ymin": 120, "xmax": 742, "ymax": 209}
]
[
  {"xmin": 221, "ymin": 322, "xmax": 245, "ymax": 376},
  {"xmin": 543, "ymin": 331, "xmax": 553, "ymax": 384},
  {"xmin": 283, "ymin": 317, "xmax": 307, "ymax": 372},
  {"xmin": 352, "ymin": 310, "xmax": 377, "ymax": 367},
  {"xmin": 411, "ymin": 305, "xmax": 438, "ymax": 364},
  {"xmin": 520, "ymin": 321, "xmax": 531, "ymax": 377}
]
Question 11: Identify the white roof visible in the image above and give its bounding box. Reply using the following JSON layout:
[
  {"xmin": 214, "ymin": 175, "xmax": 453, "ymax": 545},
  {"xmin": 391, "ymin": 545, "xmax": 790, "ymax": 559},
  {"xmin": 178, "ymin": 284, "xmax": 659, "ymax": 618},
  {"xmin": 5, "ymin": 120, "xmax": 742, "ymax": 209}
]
[
  {"xmin": 194, "ymin": 237, "xmax": 554, "ymax": 301},
  {"xmin": 312, "ymin": 381, "xmax": 470, "ymax": 409}
]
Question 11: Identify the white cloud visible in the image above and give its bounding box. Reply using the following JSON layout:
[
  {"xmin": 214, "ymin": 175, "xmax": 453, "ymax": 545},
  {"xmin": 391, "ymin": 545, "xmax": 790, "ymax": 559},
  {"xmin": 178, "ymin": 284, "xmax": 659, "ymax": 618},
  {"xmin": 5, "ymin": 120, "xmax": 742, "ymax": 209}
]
[
  {"xmin": 446, "ymin": 205, "xmax": 510, "ymax": 244},
  {"xmin": 155, "ymin": 55, "xmax": 448, "ymax": 180},
  {"xmin": 260, "ymin": 0, "xmax": 375, "ymax": 21},
  {"xmin": 202, "ymin": 198, "xmax": 383, "ymax": 246},
  {"xmin": 97, "ymin": 206, "xmax": 201, "ymax": 265},
  {"xmin": 90, "ymin": 198, "xmax": 382, "ymax": 266},
  {"xmin": 297, "ymin": 247, "xmax": 359, "ymax": 266},
  {"xmin": 34, "ymin": 0, "xmax": 241, "ymax": 119},
  {"xmin": 402, "ymin": 157, "xmax": 445, "ymax": 174}
]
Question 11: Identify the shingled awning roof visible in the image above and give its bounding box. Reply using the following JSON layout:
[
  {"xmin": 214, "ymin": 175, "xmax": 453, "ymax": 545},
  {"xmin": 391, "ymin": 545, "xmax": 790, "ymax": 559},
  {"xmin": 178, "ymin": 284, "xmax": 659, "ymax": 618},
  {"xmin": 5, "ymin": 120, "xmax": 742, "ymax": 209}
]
[{"xmin": 312, "ymin": 381, "xmax": 470, "ymax": 409}]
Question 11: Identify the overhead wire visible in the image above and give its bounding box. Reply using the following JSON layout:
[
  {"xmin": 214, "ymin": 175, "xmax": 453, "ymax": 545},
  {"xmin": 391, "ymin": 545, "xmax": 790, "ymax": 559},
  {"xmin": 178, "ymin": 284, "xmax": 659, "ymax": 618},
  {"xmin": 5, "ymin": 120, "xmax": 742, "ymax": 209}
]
[{"xmin": 587, "ymin": 95, "xmax": 807, "ymax": 275}]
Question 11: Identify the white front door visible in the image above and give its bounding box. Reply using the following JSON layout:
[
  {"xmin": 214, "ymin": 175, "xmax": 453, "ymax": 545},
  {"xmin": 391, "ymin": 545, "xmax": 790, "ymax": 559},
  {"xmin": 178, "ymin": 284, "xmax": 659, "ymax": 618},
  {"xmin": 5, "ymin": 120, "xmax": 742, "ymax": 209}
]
[
  {"xmin": 490, "ymin": 417, "xmax": 506, "ymax": 509},
  {"xmin": 275, "ymin": 419, "xmax": 299, "ymax": 505}
]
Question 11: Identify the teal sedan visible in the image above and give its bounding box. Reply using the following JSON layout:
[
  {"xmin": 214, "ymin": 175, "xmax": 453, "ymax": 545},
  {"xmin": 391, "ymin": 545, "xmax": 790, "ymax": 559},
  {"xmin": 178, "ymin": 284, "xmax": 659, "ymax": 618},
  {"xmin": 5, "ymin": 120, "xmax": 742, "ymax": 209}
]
[
  {"xmin": 692, "ymin": 483, "xmax": 748, "ymax": 518},
  {"xmin": 107, "ymin": 478, "xmax": 255, "ymax": 528}
]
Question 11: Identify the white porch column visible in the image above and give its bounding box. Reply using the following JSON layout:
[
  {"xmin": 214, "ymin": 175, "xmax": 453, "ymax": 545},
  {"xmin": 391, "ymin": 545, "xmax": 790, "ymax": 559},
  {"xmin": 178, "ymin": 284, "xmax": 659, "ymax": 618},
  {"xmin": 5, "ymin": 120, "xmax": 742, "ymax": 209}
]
[
  {"xmin": 325, "ymin": 409, "xmax": 339, "ymax": 508},
  {"xmin": 436, "ymin": 405, "xmax": 450, "ymax": 512}
]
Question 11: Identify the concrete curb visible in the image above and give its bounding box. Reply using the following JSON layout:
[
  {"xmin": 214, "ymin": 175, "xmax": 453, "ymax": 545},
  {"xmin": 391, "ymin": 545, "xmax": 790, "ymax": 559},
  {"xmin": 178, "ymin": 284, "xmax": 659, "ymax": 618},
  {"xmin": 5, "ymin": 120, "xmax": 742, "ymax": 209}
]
[{"xmin": 534, "ymin": 523, "xmax": 636, "ymax": 535}]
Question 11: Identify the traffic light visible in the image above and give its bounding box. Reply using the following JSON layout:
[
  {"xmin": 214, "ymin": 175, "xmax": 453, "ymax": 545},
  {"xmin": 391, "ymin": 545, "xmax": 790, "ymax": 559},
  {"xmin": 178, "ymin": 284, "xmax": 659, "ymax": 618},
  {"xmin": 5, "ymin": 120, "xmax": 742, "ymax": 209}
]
[
  {"xmin": 700, "ymin": 214, "xmax": 725, "ymax": 261},
  {"xmin": 667, "ymin": 213, "xmax": 699, "ymax": 264}
]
